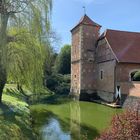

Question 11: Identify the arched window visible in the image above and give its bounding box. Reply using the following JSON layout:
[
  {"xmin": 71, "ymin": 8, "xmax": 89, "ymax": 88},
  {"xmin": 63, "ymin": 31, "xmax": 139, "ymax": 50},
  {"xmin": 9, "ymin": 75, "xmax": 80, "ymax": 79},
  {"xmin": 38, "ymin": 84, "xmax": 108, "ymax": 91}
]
[{"xmin": 130, "ymin": 70, "xmax": 140, "ymax": 81}]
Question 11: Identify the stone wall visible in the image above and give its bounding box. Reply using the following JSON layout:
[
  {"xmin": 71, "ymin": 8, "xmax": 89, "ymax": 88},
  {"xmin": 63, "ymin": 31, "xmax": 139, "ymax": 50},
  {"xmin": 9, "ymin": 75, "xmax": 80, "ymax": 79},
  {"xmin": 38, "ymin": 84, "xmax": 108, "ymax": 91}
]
[
  {"xmin": 122, "ymin": 95, "xmax": 140, "ymax": 108},
  {"xmin": 96, "ymin": 38, "xmax": 115, "ymax": 63},
  {"xmin": 97, "ymin": 60, "xmax": 116, "ymax": 94},
  {"xmin": 97, "ymin": 91, "xmax": 114, "ymax": 102}
]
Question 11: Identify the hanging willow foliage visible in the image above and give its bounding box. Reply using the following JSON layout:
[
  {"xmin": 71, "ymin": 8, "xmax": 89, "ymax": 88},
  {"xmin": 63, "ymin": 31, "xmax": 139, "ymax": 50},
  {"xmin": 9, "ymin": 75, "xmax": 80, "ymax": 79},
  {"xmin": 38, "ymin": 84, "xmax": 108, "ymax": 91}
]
[
  {"xmin": 7, "ymin": 28, "xmax": 47, "ymax": 93},
  {"xmin": 0, "ymin": 0, "xmax": 52, "ymax": 102}
]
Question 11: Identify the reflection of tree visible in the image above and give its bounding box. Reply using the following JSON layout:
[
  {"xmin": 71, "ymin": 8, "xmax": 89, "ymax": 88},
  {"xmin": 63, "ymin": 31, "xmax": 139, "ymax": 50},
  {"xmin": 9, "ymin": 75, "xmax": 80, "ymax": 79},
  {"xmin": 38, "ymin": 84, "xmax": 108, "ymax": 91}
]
[{"xmin": 70, "ymin": 101, "xmax": 81, "ymax": 140}]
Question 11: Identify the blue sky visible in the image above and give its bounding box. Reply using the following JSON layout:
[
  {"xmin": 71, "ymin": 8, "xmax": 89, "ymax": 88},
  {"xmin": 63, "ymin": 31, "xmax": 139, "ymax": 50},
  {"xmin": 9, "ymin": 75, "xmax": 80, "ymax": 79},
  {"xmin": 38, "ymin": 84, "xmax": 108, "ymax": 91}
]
[{"xmin": 52, "ymin": 0, "xmax": 140, "ymax": 50}]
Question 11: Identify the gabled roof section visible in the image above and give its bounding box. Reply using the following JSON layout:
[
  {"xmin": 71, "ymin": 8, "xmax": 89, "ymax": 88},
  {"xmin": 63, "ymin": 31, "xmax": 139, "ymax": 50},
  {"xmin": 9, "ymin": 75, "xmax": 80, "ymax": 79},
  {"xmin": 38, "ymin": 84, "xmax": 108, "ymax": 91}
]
[
  {"xmin": 104, "ymin": 29, "xmax": 140, "ymax": 63},
  {"xmin": 71, "ymin": 14, "xmax": 101, "ymax": 32}
]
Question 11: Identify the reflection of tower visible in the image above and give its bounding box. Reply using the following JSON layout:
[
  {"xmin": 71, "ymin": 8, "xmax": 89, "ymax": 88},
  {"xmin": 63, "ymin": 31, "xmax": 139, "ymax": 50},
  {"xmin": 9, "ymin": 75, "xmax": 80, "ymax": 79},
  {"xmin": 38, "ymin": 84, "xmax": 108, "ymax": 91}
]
[{"xmin": 70, "ymin": 101, "xmax": 81, "ymax": 140}]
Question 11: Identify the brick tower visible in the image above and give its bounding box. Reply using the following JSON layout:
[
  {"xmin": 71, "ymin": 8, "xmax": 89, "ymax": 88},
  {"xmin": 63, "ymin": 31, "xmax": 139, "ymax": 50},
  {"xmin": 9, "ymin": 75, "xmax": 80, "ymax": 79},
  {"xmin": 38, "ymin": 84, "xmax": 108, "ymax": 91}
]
[{"xmin": 70, "ymin": 14, "xmax": 101, "ymax": 100}]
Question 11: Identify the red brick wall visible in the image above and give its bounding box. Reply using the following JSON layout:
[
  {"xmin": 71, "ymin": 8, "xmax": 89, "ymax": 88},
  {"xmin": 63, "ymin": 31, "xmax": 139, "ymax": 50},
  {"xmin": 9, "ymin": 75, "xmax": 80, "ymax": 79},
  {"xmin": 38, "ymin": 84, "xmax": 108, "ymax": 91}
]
[
  {"xmin": 116, "ymin": 63, "xmax": 140, "ymax": 97},
  {"xmin": 71, "ymin": 23, "xmax": 101, "ymax": 95},
  {"xmin": 119, "ymin": 82, "xmax": 140, "ymax": 97},
  {"xmin": 71, "ymin": 26, "xmax": 81, "ymax": 95},
  {"xmin": 71, "ymin": 27, "xmax": 80, "ymax": 62},
  {"xmin": 80, "ymin": 24, "xmax": 100, "ymax": 91},
  {"xmin": 81, "ymin": 62, "xmax": 96, "ymax": 90},
  {"xmin": 71, "ymin": 62, "xmax": 80, "ymax": 94}
]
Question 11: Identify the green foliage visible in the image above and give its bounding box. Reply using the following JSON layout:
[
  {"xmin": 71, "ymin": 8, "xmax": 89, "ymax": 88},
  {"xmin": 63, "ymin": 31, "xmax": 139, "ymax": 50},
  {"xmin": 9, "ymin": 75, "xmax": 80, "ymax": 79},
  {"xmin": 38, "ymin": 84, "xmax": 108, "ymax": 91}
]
[
  {"xmin": 54, "ymin": 44, "xmax": 71, "ymax": 74},
  {"xmin": 7, "ymin": 28, "xmax": 46, "ymax": 93},
  {"xmin": 46, "ymin": 74, "xmax": 70, "ymax": 95},
  {"xmin": 0, "ymin": 0, "xmax": 53, "ymax": 102},
  {"xmin": 27, "ymin": 0, "xmax": 52, "ymax": 43},
  {"xmin": 44, "ymin": 46, "xmax": 57, "ymax": 75},
  {"xmin": 133, "ymin": 71, "xmax": 140, "ymax": 81}
]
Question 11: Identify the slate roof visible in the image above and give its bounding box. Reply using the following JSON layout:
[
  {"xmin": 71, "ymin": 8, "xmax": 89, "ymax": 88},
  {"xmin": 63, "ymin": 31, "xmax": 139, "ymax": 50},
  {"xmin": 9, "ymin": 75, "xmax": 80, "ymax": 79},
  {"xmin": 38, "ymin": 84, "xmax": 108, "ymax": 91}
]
[
  {"xmin": 102, "ymin": 29, "xmax": 140, "ymax": 63},
  {"xmin": 71, "ymin": 14, "xmax": 101, "ymax": 32}
]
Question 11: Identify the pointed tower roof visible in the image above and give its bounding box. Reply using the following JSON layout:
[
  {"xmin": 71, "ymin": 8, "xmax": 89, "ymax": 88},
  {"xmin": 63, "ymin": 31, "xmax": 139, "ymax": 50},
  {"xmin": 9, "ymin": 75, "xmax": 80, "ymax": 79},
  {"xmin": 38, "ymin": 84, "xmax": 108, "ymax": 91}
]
[{"xmin": 71, "ymin": 14, "xmax": 101, "ymax": 32}]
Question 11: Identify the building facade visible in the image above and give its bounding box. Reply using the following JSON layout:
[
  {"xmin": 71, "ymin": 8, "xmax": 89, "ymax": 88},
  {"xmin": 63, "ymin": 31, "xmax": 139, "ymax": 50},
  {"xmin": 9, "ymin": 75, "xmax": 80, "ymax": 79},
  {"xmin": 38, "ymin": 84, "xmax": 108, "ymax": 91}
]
[{"xmin": 70, "ymin": 14, "xmax": 140, "ymax": 106}]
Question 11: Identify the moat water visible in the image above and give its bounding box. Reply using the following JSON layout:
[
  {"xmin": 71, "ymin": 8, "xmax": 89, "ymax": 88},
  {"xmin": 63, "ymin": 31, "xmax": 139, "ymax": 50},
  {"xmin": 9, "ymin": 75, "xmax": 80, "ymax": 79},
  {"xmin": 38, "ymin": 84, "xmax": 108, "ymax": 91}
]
[{"xmin": 31, "ymin": 101, "xmax": 121, "ymax": 140}]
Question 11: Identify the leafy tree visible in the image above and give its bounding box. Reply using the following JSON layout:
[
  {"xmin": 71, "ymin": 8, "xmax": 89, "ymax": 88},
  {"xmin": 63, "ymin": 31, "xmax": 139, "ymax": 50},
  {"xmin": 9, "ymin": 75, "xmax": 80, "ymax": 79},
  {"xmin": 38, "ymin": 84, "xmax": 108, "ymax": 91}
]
[
  {"xmin": 44, "ymin": 46, "xmax": 57, "ymax": 75},
  {"xmin": 7, "ymin": 28, "xmax": 46, "ymax": 93},
  {"xmin": 46, "ymin": 73, "xmax": 70, "ymax": 95},
  {"xmin": 55, "ymin": 44, "xmax": 71, "ymax": 74},
  {"xmin": 0, "ymin": 0, "xmax": 52, "ymax": 103}
]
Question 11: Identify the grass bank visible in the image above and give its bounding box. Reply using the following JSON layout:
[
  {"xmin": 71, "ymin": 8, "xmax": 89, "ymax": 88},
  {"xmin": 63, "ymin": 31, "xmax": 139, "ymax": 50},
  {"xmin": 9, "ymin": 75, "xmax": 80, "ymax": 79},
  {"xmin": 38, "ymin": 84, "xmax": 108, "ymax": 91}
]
[
  {"xmin": 0, "ymin": 84, "xmax": 55, "ymax": 140},
  {"xmin": 0, "ymin": 84, "xmax": 36, "ymax": 140}
]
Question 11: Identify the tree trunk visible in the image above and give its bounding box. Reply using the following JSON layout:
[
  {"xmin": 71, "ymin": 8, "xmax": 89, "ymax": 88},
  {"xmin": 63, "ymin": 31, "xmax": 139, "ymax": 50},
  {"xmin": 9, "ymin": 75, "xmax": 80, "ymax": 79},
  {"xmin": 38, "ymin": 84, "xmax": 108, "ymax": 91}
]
[
  {"xmin": 0, "ymin": 65, "xmax": 7, "ymax": 103},
  {"xmin": 0, "ymin": 11, "xmax": 9, "ymax": 103}
]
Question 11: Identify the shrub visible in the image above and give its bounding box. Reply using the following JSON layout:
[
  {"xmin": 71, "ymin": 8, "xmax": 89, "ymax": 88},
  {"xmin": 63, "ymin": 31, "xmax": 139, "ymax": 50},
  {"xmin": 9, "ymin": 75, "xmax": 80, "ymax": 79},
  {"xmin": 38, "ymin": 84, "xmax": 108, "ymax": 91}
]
[
  {"xmin": 46, "ymin": 74, "xmax": 70, "ymax": 95},
  {"xmin": 96, "ymin": 102, "xmax": 140, "ymax": 140},
  {"xmin": 133, "ymin": 71, "xmax": 140, "ymax": 81}
]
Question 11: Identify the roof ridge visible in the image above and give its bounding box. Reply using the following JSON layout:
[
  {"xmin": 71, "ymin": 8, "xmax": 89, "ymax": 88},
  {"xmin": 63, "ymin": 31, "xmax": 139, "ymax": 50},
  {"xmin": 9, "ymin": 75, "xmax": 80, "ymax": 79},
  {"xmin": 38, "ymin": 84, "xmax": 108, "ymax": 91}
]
[{"xmin": 106, "ymin": 29, "xmax": 140, "ymax": 34}]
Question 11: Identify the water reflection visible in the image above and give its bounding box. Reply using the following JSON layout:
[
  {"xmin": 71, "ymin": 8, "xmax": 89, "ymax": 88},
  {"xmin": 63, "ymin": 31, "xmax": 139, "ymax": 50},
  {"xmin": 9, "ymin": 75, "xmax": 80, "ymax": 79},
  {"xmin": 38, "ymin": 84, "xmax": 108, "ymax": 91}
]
[
  {"xmin": 70, "ymin": 101, "xmax": 81, "ymax": 140},
  {"xmin": 39, "ymin": 101, "xmax": 120, "ymax": 140},
  {"xmin": 41, "ymin": 101, "xmax": 81, "ymax": 140},
  {"xmin": 41, "ymin": 118, "xmax": 70, "ymax": 140}
]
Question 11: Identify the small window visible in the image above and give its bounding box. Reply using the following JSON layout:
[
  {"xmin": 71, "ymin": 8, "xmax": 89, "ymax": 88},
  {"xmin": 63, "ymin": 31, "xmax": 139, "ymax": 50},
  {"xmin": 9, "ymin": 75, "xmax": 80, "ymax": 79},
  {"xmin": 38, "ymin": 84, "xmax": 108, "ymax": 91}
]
[{"xmin": 100, "ymin": 70, "xmax": 104, "ymax": 80}]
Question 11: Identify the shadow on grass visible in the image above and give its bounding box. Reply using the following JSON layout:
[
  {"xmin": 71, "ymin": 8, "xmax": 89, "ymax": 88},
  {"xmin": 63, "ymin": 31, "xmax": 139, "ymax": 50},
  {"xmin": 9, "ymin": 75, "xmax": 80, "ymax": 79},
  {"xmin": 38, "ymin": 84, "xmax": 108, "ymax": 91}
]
[
  {"xmin": 42, "ymin": 94, "xmax": 72, "ymax": 105},
  {"xmin": 0, "ymin": 103, "xmax": 15, "ymax": 118},
  {"xmin": 0, "ymin": 102, "xmax": 35, "ymax": 140}
]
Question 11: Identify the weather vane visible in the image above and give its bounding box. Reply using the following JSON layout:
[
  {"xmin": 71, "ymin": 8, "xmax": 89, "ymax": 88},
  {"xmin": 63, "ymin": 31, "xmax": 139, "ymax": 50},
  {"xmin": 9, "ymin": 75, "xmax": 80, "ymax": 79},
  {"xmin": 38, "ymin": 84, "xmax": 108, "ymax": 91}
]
[{"xmin": 83, "ymin": 6, "xmax": 86, "ymax": 15}]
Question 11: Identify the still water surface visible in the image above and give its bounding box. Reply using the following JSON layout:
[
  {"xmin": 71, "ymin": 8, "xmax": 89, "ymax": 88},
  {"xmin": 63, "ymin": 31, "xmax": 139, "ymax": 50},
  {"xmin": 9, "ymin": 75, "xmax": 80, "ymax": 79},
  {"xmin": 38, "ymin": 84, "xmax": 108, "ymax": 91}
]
[{"xmin": 31, "ymin": 101, "xmax": 121, "ymax": 140}]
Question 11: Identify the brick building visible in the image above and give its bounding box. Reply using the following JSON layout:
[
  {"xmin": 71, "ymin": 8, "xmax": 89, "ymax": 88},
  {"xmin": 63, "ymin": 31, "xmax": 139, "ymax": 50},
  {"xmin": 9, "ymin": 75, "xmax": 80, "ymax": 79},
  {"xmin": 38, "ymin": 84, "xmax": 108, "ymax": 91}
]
[{"xmin": 70, "ymin": 14, "xmax": 140, "ymax": 106}]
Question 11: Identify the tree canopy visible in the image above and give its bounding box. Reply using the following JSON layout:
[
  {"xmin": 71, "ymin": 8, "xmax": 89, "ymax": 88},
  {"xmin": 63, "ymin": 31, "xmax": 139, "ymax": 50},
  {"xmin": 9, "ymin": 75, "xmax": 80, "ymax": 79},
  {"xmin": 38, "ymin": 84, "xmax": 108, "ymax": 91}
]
[
  {"xmin": 0, "ymin": 0, "xmax": 53, "ymax": 102},
  {"xmin": 54, "ymin": 44, "xmax": 71, "ymax": 75}
]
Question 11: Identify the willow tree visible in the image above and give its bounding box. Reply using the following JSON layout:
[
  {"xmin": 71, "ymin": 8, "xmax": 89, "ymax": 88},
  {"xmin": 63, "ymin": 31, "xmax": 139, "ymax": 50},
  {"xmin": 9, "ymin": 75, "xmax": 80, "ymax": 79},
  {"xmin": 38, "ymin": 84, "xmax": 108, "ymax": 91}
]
[
  {"xmin": 7, "ymin": 28, "xmax": 46, "ymax": 94},
  {"xmin": 0, "ymin": 0, "xmax": 52, "ymax": 103}
]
